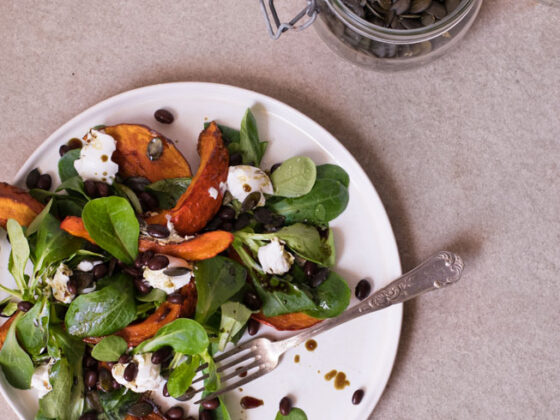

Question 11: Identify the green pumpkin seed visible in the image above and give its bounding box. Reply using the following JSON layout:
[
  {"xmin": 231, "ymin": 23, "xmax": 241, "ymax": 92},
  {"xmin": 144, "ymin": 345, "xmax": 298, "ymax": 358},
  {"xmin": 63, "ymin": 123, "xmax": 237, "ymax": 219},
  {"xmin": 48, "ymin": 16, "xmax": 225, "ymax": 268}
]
[
  {"xmin": 421, "ymin": 12, "xmax": 436, "ymax": 25},
  {"xmin": 426, "ymin": 1, "xmax": 447, "ymax": 19},
  {"xmin": 392, "ymin": 0, "xmax": 411, "ymax": 15},
  {"xmin": 147, "ymin": 137, "xmax": 164, "ymax": 161},
  {"xmin": 401, "ymin": 18, "xmax": 423, "ymax": 29},
  {"xmin": 163, "ymin": 267, "xmax": 191, "ymax": 277},
  {"xmin": 127, "ymin": 401, "xmax": 153, "ymax": 417},
  {"xmin": 241, "ymin": 191, "xmax": 262, "ymax": 212},
  {"xmin": 410, "ymin": 0, "xmax": 432, "ymax": 14}
]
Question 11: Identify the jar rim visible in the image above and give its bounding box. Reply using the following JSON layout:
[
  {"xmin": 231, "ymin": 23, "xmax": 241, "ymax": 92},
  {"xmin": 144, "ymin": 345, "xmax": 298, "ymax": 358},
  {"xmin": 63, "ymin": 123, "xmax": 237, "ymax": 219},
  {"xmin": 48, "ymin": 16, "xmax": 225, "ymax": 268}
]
[{"xmin": 324, "ymin": 0, "xmax": 478, "ymax": 42}]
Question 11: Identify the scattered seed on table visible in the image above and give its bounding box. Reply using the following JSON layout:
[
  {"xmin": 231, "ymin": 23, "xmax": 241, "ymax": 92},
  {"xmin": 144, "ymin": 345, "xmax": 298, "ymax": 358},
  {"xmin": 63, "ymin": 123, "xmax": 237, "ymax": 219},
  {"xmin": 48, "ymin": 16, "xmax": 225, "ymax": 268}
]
[
  {"xmin": 352, "ymin": 389, "xmax": 365, "ymax": 405},
  {"xmin": 279, "ymin": 396, "xmax": 292, "ymax": 415},
  {"xmin": 355, "ymin": 279, "xmax": 372, "ymax": 300}
]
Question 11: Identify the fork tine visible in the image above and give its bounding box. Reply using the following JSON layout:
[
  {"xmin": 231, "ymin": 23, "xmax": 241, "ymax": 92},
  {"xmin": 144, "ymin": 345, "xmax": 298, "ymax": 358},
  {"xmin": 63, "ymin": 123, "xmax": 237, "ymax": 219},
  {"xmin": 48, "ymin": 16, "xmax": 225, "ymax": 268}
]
[
  {"xmin": 215, "ymin": 351, "xmax": 255, "ymax": 374},
  {"xmin": 194, "ymin": 342, "xmax": 252, "ymax": 374},
  {"xmin": 194, "ymin": 369, "xmax": 268, "ymax": 404},
  {"xmin": 214, "ymin": 359, "xmax": 261, "ymax": 384}
]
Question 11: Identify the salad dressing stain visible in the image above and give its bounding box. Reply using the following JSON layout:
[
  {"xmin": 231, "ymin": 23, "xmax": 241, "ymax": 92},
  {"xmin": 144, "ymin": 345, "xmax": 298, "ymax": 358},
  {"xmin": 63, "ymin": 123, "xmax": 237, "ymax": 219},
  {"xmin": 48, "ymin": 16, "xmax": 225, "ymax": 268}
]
[
  {"xmin": 240, "ymin": 396, "xmax": 264, "ymax": 409},
  {"xmin": 305, "ymin": 339, "xmax": 317, "ymax": 351},
  {"xmin": 324, "ymin": 370, "xmax": 337, "ymax": 381},
  {"xmin": 334, "ymin": 372, "xmax": 350, "ymax": 390},
  {"xmin": 294, "ymin": 354, "xmax": 300, "ymax": 363}
]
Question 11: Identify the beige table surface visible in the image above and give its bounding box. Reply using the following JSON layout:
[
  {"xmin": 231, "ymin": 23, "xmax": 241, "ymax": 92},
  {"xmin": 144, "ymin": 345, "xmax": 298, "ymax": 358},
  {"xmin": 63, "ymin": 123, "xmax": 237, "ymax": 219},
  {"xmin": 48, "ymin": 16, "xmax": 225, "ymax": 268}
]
[{"xmin": 0, "ymin": 1, "xmax": 559, "ymax": 419}]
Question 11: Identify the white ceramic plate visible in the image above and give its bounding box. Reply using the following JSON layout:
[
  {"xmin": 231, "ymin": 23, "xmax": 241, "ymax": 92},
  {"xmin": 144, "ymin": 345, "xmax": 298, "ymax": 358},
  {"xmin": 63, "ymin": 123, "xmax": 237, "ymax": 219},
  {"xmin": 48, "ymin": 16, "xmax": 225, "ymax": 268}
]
[{"xmin": 0, "ymin": 82, "xmax": 402, "ymax": 420}]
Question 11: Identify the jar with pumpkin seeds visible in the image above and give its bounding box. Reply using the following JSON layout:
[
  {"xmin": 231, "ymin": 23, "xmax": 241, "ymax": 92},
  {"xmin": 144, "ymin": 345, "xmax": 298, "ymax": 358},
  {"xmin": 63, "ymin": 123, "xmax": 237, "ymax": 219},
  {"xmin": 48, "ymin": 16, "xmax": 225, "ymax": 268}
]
[{"xmin": 311, "ymin": 0, "xmax": 483, "ymax": 70}]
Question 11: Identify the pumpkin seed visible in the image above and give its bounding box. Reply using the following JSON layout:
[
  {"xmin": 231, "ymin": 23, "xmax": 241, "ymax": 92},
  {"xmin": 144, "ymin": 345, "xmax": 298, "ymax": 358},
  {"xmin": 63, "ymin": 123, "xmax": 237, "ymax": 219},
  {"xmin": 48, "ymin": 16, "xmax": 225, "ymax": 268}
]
[
  {"xmin": 409, "ymin": 0, "xmax": 432, "ymax": 14},
  {"xmin": 127, "ymin": 401, "xmax": 153, "ymax": 417},
  {"xmin": 376, "ymin": 0, "xmax": 392, "ymax": 10},
  {"xmin": 426, "ymin": 1, "xmax": 447, "ymax": 19},
  {"xmin": 421, "ymin": 12, "xmax": 436, "ymax": 25},
  {"xmin": 163, "ymin": 267, "xmax": 191, "ymax": 277},
  {"xmin": 392, "ymin": 0, "xmax": 411, "ymax": 15},
  {"xmin": 401, "ymin": 18, "xmax": 423, "ymax": 29},
  {"xmin": 241, "ymin": 191, "xmax": 262, "ymax": 212},
  {"xmin": 445, "ymin": 0, "xmax": 461, "ymax": 13},
  {"xmin": 147, "ymin": 137, "xmax": 164, "ymax": 161}
]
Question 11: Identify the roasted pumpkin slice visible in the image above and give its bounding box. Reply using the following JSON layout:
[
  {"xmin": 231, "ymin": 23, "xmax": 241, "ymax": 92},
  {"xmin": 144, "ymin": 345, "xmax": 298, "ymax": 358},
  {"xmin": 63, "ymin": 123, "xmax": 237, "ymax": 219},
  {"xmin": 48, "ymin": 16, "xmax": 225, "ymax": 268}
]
[
  {"xmin": 84, "ymin": 282, "xmax": 196, "ymax": 347},
  {"xmin": 0, "ymin": 182, "xmax": 44, "ymax": 228},
  {"xmin": 0, "ymin": 312, "xmax": 18, "ymax": 350},
  {"xmin": 125, "ymin": 413, "xmax": 166, "ymax": 420},
  {"xmin": 146, "ymin": 122, "xmax": 229, "ymax": 235},
  {"xmin": 138, "ymin": 230, "xmax": 233, "ymax": 261},
  {"xmin": 60, "ymin": 216, "xmax": 95, "ymax": 243},
  {"xmin": 103, "ymin": 124, "xmax": 192, "ymax": 182},
  {"xmin": 252, "ymin": 311, "xmax": 322, "ymax": 331}
]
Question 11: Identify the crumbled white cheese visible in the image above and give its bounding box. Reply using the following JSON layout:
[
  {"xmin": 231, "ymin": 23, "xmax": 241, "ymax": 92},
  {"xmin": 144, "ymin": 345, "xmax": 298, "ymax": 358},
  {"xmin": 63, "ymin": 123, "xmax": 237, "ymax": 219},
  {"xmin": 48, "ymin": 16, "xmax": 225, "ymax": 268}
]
[
  {"xmin": 74, "ymin": 129, "xmax": 119, "ymax": 184},
  {"xmin": 31, "ymin": 361, "xmax": 53, "ymax": 399},
  {"xmin": 47, "ymin": 263, "xmax": 75, "ymax": 304},
  {"xmin": 163, "ymin": 217, "xmax": 195, "ymax": 243},
  {"xmin": 76, "ymin": 260, "xmax": 103, "ymax": 272},
  {"xmin": 257, "ymin": 237, "xmax": 294, "ymax": 275},
  {"xmin": 143, "ymin": 255, "xmax": 192, "ymax": 294},
  {"xmin": 227, "ymin": 165, "xmax": 273, "ymax": 207},
  {"xmin": 208, "ymin": 187, "xmax": 218, "ymax": 199},
  {"xmin": 219, "ymin": 181, "xmax": 228, "ymax": 194},
  {"xmin": 112, "ymin": 353, "xmax": 163, "ymax": 393}
]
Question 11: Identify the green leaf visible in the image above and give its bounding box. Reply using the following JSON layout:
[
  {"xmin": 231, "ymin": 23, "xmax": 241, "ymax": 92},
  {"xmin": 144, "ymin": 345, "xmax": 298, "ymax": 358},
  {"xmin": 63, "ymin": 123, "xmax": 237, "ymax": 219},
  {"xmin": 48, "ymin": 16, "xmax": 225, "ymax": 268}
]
[
  {"xmin": 16, "ymin": 297, "xmax": 50, "ymax": 358},
  {"xmin": 91, "ymin": 336, "xmax": 128, "ymax": 362},
  {"xmin": 275, "ymin": 407, "xmax": 308, "ymax": 420},
  {"xmin": 136, "ymin": 288, "xmax": 167, "ymax": 303},
  {"xmin": 26, "ymin": 199, "xmax": 53, "ymax": 237},
  {"xmin": 33, "ymin": 213, "xmax": 84, "ymax": 276},
  {"xmin": 82, "ymin": 197, "xmax": 139, "ymax": 264},
  {"xmin": 98, "ymin": 387, "xmax": 142, "ymax": 420},
  {"xmin": 239, "ymin": 109, "xmax": 267, "ymax": 166},
  {"xmin": 113, "ymin": 182, "xmax": 143, "ymax": 214},
  {"xmin": 167, "ymin": 354, "xmax": 201, "ymax": 398},
  {"xmin": 254, "ymin": 276, "xmax": 316, "ymax": 317},
  {"xmin": 134, "ymin": 318, "xmax": 209, "ymax": 355},
  {"xmin": 65, "ymin": 273, "xmax": 137, "ymax": 337},
  {"xmin": 55, "ymin": 175, "xmax": 89, "ymax": 199},
  {"xmin": 271, "ymin": 156, "xmax": 317, "ymax": 198},
  {"xmin": 58, "ymin": 148, "xmax": 81, "ymax": 182},
  {"xmin": 304, "ymin": 271, "xmax": 350, "ymax": 319},
  {"xmin": 145, "ymin": 177, "xmax": 191, "ymax": 209},
  {"xmin": 6, "ymin": 219, "xmax": 30, "ymax": 292},
  {"xmin": 0, "ymin": 313, "xmax": 34, "ymax": 389},
  {"xmin": 217, "ymin": 302, "xmax": 252, "ymax": 351},
  {"xmin": 201, "ymin": 349, "xmax": 220, "ymax": 393},
  {"xmin": 37, "ymin": 358, "xmax": 72, "ymax": 420},
  {"xmin": 0, "ymin": 301, "xmax": 17, "ymax": 317},
  {"xmin": 48, "ymin": 325, "xmax": 85, "ymax": 367},
  {"xmin": 316, "ymin": 163, "xmax": 350, "ymax": 187},
  {"xmin": 194, "ymin": 256, "xmax": 247, "ymax": 324},
  {"xmin": 268, "ymin": 178, "xmax": 349, "ymax": 225}
]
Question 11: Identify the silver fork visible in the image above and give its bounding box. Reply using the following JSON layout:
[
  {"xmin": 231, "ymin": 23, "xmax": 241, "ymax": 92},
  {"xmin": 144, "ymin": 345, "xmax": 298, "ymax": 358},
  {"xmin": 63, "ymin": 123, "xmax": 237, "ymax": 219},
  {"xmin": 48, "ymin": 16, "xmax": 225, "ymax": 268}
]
[{"xmin": 192, "ymin": 250, "xmax": 464, "ymax": 403}]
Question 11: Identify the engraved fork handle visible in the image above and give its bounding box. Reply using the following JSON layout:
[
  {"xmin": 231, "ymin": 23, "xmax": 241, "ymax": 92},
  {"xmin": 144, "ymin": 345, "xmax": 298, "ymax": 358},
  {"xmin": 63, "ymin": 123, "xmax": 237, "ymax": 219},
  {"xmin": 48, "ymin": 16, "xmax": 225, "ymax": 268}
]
[{"xmin": 276, "ymin": 251, "xmax": 464, "ymax": 352}]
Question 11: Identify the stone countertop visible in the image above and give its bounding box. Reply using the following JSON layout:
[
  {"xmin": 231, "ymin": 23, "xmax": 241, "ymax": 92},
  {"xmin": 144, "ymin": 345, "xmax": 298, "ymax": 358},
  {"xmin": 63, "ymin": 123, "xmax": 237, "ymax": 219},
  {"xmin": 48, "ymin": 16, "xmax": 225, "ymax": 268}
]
[{"xmin": 0, "ymin": 1, "xmax": 558, "ymax": 419}]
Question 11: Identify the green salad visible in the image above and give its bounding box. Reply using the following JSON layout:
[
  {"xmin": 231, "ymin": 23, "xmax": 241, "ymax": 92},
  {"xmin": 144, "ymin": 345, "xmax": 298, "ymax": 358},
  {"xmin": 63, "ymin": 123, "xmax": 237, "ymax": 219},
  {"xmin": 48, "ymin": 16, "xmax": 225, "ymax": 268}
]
[{"xmin": 0, "ymin": 108, "xmax": 350, "ymax": 420}]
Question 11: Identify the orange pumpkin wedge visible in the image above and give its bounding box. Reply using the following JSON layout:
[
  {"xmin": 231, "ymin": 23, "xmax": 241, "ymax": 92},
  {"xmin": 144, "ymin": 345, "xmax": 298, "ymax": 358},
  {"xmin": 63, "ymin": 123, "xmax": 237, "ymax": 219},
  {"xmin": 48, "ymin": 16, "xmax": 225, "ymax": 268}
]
[
  {"xmin": 84, "ymin": 282, "xmax": 196, "ymax": 347},
  {"xmin": 138, "ymin": 230, "xmax": 233, "ymax": 261},
  {"xmin": 103, "ymin": 124, "xmax": 192, "ymax": 182},
  {"xmin": 145, "ymin": 122, "xmax": 229, "ymax": 235},
  {"xmin": 125, "ymin": 413, "xmax": 165, "ymax": 420},
  {"xmin": 0, "ymin": 183, "xmax": 44, "ymax": 228},
  {"xmin": 252, "ymin": 312, "xmax": 322, "ymax": 331},
  {"xmin": 60, "ymin": 216, "xmax": 94, "ymax": 243}
]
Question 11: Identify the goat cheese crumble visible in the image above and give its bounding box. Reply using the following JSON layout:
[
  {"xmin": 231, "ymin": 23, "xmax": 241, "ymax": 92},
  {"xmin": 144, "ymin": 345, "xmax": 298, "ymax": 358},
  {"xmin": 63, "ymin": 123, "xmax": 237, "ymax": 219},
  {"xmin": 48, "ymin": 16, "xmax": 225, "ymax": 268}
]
[
  {"xmin": 74, "ymin": 129, "xmax": 119, "ymax": 184},
  {"xmin": 112, "ymin": 353, "xmax": 163, "ymax": 393},
  {"xmin": 258, "ymin": 237, "xmax": 294, "ymax": 275},
  {"xmin": 76, "ymin": 260, "xmax": 103, "ymax": 272},
  {"xmin": 31, "ymin": 361, "xmax": 53, "ymax": 398},
  {"xmin": 47, "ymin": 263, "xmax": 75, "ymax": 304},
  {"xmin": 208, "ymin": 187, "xmax": 218, "ymax": 199},
  {"xmin": 227, "ymin": 165, "xmax": 273, "ymax": 207},
  {"xmin": 143, "ymin": 255, "xmax": 192, "ymax": 294}
]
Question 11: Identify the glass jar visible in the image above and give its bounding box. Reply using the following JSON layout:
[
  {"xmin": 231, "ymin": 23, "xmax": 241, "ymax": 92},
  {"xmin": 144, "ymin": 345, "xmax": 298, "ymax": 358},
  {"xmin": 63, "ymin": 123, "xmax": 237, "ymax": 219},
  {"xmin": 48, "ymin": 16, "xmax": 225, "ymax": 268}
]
[{"xmin": 314, "ymin": 0, "xmax": 483, "ymax": 71}]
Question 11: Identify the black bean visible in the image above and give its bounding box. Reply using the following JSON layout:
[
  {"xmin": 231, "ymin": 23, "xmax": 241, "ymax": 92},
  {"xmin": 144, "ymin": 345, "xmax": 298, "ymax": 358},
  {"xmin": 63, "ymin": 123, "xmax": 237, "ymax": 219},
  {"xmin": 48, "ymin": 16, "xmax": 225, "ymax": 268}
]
[
  {"xmin": 311, "ymin": 268, "xmax": 329, "ymax": 288},
  {"xmin": 165, "ymin": 406, "xmax": 184, "ymax": 419},
  {"xmin": 199, "ymin": 411, "xmax": 212, "ymax": 420},
  {"xmin": 79, "ymin": 411, "xmax": 98, "ymax": 420},
  {"xmin": 111, "ymin": 380, "xmax": 121, "ymax": 390},
  {"xmin": 205, "ymin": 216, "xmax": 222, "ymax": 231},
  {"xmin": 270, "ymin": 162, "xmax": 282, "ymax": 173},
  {"xmin": 139, "ymin": 191, "xmax": 159, "ymax": 212},
  {"xmin": 304, "ymin": 261, "xmax": 318, "ymax": 278},
  {"xmin": 240, "ymin": 396, "xmax": 263, "ymax": 409},
  {"xmin": 140, "ymin": 250, "xmax": 154, "ymax": 266},
  {"xmin": 355, "ymin": 279, "xmax": 372, "ymax": 300},
  {"xmin": 84, "ymin": 179, "xmax": 98, "ymax": 197},
  {"xmin": 96, "ymin": 182, "xmax": 110, "ymax": 197},
  {"xmin": 201, "ymin": 397, "xmax": 220, "ymax": 410},
  {"xmin": 247, "ymin": 318, "xmax": 260, "ymax": 336},
  {"xmin": 17, "ymin": 301, "xmax": 33, "ymax": 312},
  {"xmin": 92, "ymin": 263, "xmax": 108, "ymax": 280},
  {"xmin": 218, "ymin": 206, "xmax": 235, "ymax": 220},
  {"xmin": 167, "ymin": 292, "xmax": 184, "ymax": 304},
  {"xmin": 253, "ymin": 207, "xmax": 275, "ymax": 224},
  {"xmin": 243, "ymin": 292, "xmax": 262, "ymax": 311},
  {"xmin": 59, "ymin": 144, "xmax": 70, "ymax": 156},
  {"xmin": 163, "ymin": 382, "xmax": 170, "ymax": 397},
  {"xmin": 148, "ymin": 255, "xmax": 169, "ymax": 270},
  {"xmin": 352, "ymin": 389, "xmax": 365, "ymax": 405},
  {"xmin": 123, "ymin": 363, "xmax": 138, "ymax": 382},
  {"xmin": 279, "ymin": 396, "xmax": 292, "ymax": 415},
  {"xmin": 146, "ymin": 224, "xmax": 170, "ymax": 238},
  {"xmin": 126, "ymin": 401, "xmax": 153, "ymax": 417},
  {"xmin": 154, "ymin": 109, "xmax": 175, "ymax": 124},
  {"xmin": 67, "ymin": 279, "xmax": 78, "ymax": 295},
  {"xmin": 229, "ymin": 152, "xmax": 242, "ymax": 166},
  {"xmin": 84, "ymin": 370, "xmax": 98, "ymax": 389},
  {"xmin": 241, "ymin": 192, "xmax": 261, "ymax": 212},
  {"xmin": 234, "ymin": 213, "xmax": 251, "ymax": 231},
  {"xmin": 123, "ymin": 266, "xmax": 142, "ymax": 278},
  {"xmin": 151, "ymin": 346, "xmax": 172, "ymax": 365},
  {"xmin": 74, "ymin": 271, "xmax": 94, "ymax": 292},
  {"xmin": 25, "ymin": 168, "xmax": 40, "ymax": 189},
  {"xmin": 134, "ymin": 253, "xmax": 145, "ymax": 268},
  {"xmin": 134, "ymin": 278, "xmax": 152, "ymax": 295},
  {"xmin": 221, "ymin": 221, "xmax": 233, "ymax": 232},
  {"xmin": 124, "ymin": 176, "xmax": 150, "ymax": 193},
  {"xmin": 118, "ymin": 354, "xmax": 131, "ymax": 364},
  {"xmin": 37, "ymin": 174, "xmax": 52, "ymax": 190},
  {"xmin": 84, "ymin": 355, "xmax": 97, "ymax": 369}
]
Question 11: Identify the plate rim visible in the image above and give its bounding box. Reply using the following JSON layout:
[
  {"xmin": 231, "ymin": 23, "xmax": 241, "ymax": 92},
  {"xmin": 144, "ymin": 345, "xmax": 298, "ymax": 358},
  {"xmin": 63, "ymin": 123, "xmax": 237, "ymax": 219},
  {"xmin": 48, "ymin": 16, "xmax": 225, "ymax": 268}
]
[{"xmin": 6, "ymin": 82, "xmax": 402, "ymax": 420}]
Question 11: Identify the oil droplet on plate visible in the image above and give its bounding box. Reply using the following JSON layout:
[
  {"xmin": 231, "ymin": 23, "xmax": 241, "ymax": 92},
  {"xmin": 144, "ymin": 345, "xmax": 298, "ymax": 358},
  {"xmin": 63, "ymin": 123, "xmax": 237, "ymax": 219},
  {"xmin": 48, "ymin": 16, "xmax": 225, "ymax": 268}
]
[{"xmin": 305, "ymin": 339, "xmax": 317, "ymax": 351}]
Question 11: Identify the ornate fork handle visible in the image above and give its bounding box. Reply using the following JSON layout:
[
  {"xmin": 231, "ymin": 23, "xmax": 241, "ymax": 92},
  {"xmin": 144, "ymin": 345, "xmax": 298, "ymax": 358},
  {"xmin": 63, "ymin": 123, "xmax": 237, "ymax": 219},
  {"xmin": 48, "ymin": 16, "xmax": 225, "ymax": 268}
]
[{"xmin": 277, "ymin": 251, "xmax": 464, "ymax": 352}]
